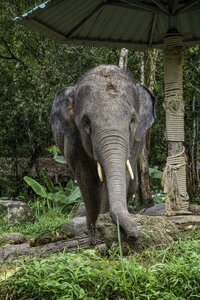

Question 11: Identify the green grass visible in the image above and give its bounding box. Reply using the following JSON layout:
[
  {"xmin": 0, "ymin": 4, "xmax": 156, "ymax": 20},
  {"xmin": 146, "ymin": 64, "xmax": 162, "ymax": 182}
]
[
  {"xmin": 0, "ymin": 206, "xmax": 70, "ymax": 239},
  {"xmin": 0, "ymin": 202, "xmax": 200, "ymax": 300},
  {"xmin": 0, "ymin": 229, "xmax": 200, "ymax": 300}
]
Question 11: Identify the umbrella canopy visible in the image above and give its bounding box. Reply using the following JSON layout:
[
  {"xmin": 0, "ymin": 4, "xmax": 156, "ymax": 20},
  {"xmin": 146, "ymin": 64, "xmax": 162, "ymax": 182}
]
[
  {"xmin": 19, "ymin": 0, "xmax": 199, "ymax": 216},
  {"xmin": 19, "ymin": 0, "xmax": 200, "ymax": 48}
]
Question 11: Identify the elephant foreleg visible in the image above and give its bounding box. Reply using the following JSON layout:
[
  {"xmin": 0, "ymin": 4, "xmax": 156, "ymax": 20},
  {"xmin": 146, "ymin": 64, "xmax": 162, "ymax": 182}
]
[{"xmin": 74, "ymin": 160, "xmax": 102, "ymax": 234}]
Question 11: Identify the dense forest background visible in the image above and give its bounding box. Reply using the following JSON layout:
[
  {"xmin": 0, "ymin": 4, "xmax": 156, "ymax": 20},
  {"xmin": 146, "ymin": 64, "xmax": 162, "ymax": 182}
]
[{"xmin": 0, "ymin": 1, "xmax": 199, "ymax": 199}]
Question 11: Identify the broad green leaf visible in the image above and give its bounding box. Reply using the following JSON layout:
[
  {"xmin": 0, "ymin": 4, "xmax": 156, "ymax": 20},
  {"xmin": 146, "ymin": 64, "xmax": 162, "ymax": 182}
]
[
  {"xmin": 41, "ymin": 170, "xmax": 57, "ymax": 193},
  {"xmin": 48, "ymin": 192, "xmax": 68, "ymax": 203},
  {"xmin": 68, "ymin": 186, "xmax": 82, "ymax": 202},
  {"xmin": 53, "ymin": 155, "xmax": 67, "ymax": 164},
  {"xmin": 48, "ymin": 191, "xmax": 80, "ymax": 205},
  {"xmin": 24, "ymin": 176, "xmax": 47, "ymax": 198},
  {"xmin": 65, "ymin": 180, "xmax": 76, "ymax": 193}
]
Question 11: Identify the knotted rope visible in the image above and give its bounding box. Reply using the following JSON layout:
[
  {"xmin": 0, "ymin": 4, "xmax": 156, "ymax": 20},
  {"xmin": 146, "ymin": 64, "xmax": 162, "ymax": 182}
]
[
  {"xmin": 162, "ymin": 147, "xmax": 189, "ymax": 215},
  {"xmin": 163, "ymin": 35, "xmax": 190, "ymax": 215},
  {"xmin": 164, "ymin": 35, "xmax": 185, "ymax": 142}
]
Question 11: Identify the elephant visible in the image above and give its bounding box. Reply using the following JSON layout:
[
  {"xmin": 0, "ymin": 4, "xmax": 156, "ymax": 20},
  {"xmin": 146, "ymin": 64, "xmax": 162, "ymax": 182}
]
[{"xmin": 50, "ymin": 65, "xmax": 155, "ymax": 239}]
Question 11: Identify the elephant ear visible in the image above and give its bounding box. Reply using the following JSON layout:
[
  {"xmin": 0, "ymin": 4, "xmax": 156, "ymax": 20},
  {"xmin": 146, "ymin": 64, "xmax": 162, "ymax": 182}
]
[
  {"xmin": 50, "ymin": 86, "xmax": 77, "ymax": 160},
  {"xmin": 135, "ymin": 84, "xmax": 156, "ymax": 142}
]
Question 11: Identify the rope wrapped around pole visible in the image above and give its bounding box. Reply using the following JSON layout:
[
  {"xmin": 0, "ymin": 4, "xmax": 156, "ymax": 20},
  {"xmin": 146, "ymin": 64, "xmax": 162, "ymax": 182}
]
[
  {"xmin": 163, "ymin": 34, "xmax": 190, "ymax": 215},
  {"xmin": 162, "ymin": 147, "xmax": 189, "ymax": 215},
  {"xmin": 164, "ymin": 35, "xmax": 185, "ymax": 142}
]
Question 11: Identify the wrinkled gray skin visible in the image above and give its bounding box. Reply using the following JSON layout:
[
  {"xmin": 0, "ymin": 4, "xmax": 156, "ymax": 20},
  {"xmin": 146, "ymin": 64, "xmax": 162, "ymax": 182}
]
[{"xmin": 50, "ymin": 65, "xmax": 155, "ymax": 239}]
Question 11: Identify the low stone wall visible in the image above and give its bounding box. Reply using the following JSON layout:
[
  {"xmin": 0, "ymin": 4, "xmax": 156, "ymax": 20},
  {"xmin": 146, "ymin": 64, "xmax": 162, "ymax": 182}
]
[{"xmin": 0, "ymin": 157, "xmax": 72, "ymax": 182}]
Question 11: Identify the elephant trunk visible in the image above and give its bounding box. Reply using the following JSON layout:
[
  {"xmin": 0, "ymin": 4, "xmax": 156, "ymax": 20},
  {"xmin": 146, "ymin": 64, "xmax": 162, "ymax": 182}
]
[{"xmin": 95, "ymin": 129, "xmax": 140, "ymax": 239}]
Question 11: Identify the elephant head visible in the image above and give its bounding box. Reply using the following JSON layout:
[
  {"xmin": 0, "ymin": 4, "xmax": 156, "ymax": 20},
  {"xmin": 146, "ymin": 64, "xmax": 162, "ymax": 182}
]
[{"xmin": 50, "ymin": 65, "xmax": 155, "ymax": 239}]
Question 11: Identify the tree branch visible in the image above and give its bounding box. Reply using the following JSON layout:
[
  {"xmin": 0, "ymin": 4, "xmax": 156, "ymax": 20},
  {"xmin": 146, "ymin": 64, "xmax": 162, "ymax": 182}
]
[
  {"xmin": 0, "ymin": 37, "xmax": 28, "ymax": 69},
  {"xmin": 0, "ymin": 236, "xmax": 104, "ymax": 261},
  {"xmin": 186, "ymin": 59, "xmax": 200, "ymax": 77},
  {"xmin": 0, "ymin": 55, "xmax": 16, "ymax": 60}
]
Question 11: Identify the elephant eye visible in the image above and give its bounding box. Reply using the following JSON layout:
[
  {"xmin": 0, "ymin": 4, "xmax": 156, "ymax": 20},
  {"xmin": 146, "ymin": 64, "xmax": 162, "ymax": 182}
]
[
  {"xmin": 82, "ymin": 116, "xmax": 91, "ymax": 134},
  {"xmin": 130, "ymin": 115, "xmax": 135, "ymax": 124},
  {"xmin": 130, "ymin": 115, "xmax": 136, "ymax": 131}
]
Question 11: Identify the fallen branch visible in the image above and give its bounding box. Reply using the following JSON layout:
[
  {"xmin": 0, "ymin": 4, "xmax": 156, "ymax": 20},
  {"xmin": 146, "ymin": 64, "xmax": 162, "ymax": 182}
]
[{"xmin": 0, "ymin": 236, "xmax": 103, "ymax": 261}]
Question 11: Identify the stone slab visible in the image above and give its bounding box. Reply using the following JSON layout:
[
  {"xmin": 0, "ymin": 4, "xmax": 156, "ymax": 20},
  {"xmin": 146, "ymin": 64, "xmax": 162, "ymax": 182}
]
[
  {"xmin": 167, "ymin": 215, "xmax": 200, "ymax": 230},
  {"xmin": 167, "ymin": 215, "xmax": 200, "ymax": 224}
]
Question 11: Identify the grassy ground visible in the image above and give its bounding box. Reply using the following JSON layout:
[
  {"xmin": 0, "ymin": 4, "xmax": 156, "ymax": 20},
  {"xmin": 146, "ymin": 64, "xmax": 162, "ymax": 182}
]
[
  {"xmin": 0, "ymin": 205, "xmax": 72, "ymax": 239},
  {"xmin": 0, "ymin": 206, "xmax": 200, "ymax": 300}
]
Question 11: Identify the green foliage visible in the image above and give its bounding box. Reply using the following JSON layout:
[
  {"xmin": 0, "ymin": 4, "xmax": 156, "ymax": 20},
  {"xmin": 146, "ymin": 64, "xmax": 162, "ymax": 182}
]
[
  {"xmin": 1, "ymin": 232, "xmax": 200, "ymax": 299},
  {"xmin": 24, "ymin": 175, "xmax": 83, "ymax": 211},
  {"xmin": 47, "ymin": 145, "xmax": 67, "ymax": 164},
  {"xmin": 24, "ymin": 176, "xmax": 48, "ymax": 198},
  {"xmin": 149, "ymin": 167, "xmax": 163, "ymax": 179},
  {"xmin": 53, "ymin": 155, "xmax": 67, "ymax": 164},
  {"xmin": 0, "ymin": 2, "xmax": 120, "ymax": 197},
  {"xmin": 152, "ymin": 192, "xmax": 165, "ymax": 204},
  {"xmin": 116, "ymin": 217, "xmax": 130, "ymax": 300},
  {"xmin": 148, "ymin": 167, "xmax": 165, "ymax": 204},
  {"xmin": 41, "ymin": 169, "xmax": 57, "ymax": 193},
  {"xmin": 0, "ymin": 1, "xmax": 199, "ymax": 199},
  {"xmin": 191, "ymin": 184, "xmax": 200, "ymax": 205}
]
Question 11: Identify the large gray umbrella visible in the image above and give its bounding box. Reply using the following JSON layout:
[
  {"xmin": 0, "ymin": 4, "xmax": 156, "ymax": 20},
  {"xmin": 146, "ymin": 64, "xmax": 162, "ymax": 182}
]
[{"xmin": 19, "ymin": 0, "xmax": 200, "ymax": 215}]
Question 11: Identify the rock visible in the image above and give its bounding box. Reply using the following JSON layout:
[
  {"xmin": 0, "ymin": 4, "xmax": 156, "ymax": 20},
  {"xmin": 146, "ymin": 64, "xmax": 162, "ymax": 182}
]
[
  {"xmin": 74, "ymin": 203, "xmax": 86, "ymax": 217},
  {"xmin": 0, "ymin": 200, "xmax": 35, "ymax": 225},
  {"xmin": 189, "ymin": 204, "xmax": 200, "ymax": 215},
  {"xmin": 96, "ymin": 213, "xmax": 178, "ymax": 252},
  {"xmin": 0, "ymin": 233, "xmax": 27, "ymax": 246},
  {"xmin": 139, "ymin": 203, "xmax": 165, "ymax": 216},
  {"xmin": 61, "ymin": 216, "xmax": 87, "ymax": 237}
]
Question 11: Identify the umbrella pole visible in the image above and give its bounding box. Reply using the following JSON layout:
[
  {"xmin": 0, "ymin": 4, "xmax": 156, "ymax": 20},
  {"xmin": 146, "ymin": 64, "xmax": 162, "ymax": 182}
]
[{"xmin": 163, "ymin": 33, "xmax": 191, "ymax": 215}]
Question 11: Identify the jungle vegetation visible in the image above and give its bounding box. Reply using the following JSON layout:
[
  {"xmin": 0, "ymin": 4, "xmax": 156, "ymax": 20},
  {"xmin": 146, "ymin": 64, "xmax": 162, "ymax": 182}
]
[{"xmin": 0, "ymin": 2, "xmax": 200, "ymax": 299}]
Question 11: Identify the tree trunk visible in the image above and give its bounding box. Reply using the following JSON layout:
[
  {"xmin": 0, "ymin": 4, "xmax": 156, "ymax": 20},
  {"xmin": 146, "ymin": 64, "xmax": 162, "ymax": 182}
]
[
  {"xmin": 186, "ymin": 93, "xmax": 199, "ymax": 198},
  {"xmin": 138, "ymin": 129, "xmax": 153, "ymax": 208},
  {"xmin": 137, "ymin": 50, "xmax": 158, "ymax": 209}
]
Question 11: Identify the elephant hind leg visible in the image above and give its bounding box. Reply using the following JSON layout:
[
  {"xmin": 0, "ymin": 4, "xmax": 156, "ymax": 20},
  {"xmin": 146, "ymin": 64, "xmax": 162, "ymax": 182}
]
[
  {"xmin": 84, "ymin": 193, "xmax": 101, "ymax": 233},
  {"xmin": 81, "ymin": 183, "xmax": 109, "ymax": 234}
]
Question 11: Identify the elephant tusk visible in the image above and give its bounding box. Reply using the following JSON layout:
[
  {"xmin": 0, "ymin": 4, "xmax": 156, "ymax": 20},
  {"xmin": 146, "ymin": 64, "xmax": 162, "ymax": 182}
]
[
  {"xmin": 126, "ymin": 160, "xmax": 134, "ymax": 180},
  {"xmin": 97, "ymin": 162, "xmax": 104, "ymax": 182}
]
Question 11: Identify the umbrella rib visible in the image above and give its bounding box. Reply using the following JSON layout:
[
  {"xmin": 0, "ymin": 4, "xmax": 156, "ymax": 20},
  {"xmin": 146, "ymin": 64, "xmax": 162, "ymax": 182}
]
[
  {"xmin": 177, "ymin": 0, "xmax": 200, "ymax": 13},
  {"xmin": 66, "ymin": 3, "xmax": 104, "ymax": 39},
  {"xmin": 168, "ymin": 0, "xmax": 179, "ymax": 14},
  {"xmin": 116, "ymin": 0, "xmax": 167, "ymax": 15},
  {"xmin": 149, "ymin": 14, "xmax": 158, "ymax": 46},
  {"xmin": 151, "ymin": 0, "xmax": 169, "ymax": 14}
]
